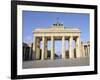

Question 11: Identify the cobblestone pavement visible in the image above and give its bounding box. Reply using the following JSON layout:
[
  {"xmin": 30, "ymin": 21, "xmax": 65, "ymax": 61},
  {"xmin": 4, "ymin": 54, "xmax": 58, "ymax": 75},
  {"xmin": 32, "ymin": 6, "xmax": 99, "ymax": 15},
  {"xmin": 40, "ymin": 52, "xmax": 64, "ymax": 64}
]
[{"xmin": 23, "ymin": 57, "xmax": 89, "ymax": 69}]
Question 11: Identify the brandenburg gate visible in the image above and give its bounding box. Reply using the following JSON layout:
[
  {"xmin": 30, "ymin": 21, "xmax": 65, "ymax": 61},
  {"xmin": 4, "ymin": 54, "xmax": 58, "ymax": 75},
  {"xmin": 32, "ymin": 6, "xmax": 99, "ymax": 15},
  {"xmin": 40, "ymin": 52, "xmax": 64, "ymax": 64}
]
[{"xmin": 33, "ymin": 22, "xmax": 81, "ymax": 60}]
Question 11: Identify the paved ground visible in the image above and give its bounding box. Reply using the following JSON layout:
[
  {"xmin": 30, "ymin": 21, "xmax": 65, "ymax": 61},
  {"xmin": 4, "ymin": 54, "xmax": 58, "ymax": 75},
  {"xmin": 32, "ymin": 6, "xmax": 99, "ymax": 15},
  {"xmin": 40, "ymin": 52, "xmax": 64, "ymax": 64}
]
[{"xmin": 23, "ymin": 57, "xmax": 89, "ymax": 69}]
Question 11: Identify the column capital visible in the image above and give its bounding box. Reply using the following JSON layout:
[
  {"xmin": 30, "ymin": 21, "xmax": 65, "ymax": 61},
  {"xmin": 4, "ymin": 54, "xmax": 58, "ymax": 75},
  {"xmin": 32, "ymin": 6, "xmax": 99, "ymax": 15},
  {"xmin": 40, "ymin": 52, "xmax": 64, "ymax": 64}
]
[
  {"xmin": 51, "ymin": 36, "xmax": 54, "ymax": 39},
  {"xmin": 62, "ymin": 36, "xmax": 65, "ymax": 39}
]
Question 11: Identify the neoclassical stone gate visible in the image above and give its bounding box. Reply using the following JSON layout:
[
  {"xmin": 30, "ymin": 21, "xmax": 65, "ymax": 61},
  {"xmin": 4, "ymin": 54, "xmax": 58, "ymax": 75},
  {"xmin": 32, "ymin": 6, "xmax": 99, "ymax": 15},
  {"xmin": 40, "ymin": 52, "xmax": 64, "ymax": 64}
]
[{"xmin": 33, "ymin": 23, "xmax": 81, "ymax": 60}]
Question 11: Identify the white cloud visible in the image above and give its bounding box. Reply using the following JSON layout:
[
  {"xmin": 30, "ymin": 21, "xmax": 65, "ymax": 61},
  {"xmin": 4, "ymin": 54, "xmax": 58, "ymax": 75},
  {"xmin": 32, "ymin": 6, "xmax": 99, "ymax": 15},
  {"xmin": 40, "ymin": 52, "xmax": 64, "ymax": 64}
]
[{"xmin": 25, "ymin": 36, "xmax": 32, "ymax": 43}]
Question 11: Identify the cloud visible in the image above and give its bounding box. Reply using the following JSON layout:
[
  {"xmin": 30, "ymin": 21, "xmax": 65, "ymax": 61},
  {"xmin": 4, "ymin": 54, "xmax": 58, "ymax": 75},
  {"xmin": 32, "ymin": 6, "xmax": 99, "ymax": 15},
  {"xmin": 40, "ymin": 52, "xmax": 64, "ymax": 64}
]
[{"xmin": 25, "ymin": 36, "xmax": 32, "ymax": 43}]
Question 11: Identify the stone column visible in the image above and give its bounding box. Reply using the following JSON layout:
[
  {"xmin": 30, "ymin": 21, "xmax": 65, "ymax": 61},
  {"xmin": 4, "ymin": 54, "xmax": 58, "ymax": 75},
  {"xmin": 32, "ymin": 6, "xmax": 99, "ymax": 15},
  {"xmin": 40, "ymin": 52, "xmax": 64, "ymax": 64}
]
[
  {"xmin": 85, "ymin": 46, "xmax": 87, "ymax": 57},
  {"xmin": 86, "ymin": 46, "xmax": 88, "ymax": 56},
  {"xmin": 84, "ymin": 46, "xmax": 86, "ymax": 56},
  {"xmin": 41, "ymin": 36, "xmax": 45, "ymax": 60},
  {"xmin": 87, "ymin": 45, "xmax": 88, "ymax": 56},
  {"xmin": 51, "ymin": 36, "xmax": 54, "ymax": 60},
  {"xmin": 36, "ymin": 38, "xmax": 40, "ymax": 60},
  {"xmin": 44, "ymin": 38, "xmax": 48, "ymax": 59},
  {"xmin": 62, "ymin": 36, "xmax": 66, "ymax": 59},
  {"xmin": 76, "ymin": 37, "xmax": 81, "ymax": 58},
  {"xmin": 23, "ymin": 47, "xmax": 26, "ymax": 60},
  {"xmin": 82, "ymin": 43, "xmax": 85, "ymax": 57},
  {"xmin": 33, "ymin": 36, "xmax": 36, "ymax": 59},
  {"xmin": 29, "ymin": 46, "xmax": 31, "ymax": 60},
  {"xmin": 88, "ymin": 45, "xmax": 90, "ymax": 56},
  {"xmin": 69, "ymin": 36, "xmax": 74, "ymax": 58},
  {"xmin": 83, "ymin": 46, "xmax": 85, "ymax": 57}
]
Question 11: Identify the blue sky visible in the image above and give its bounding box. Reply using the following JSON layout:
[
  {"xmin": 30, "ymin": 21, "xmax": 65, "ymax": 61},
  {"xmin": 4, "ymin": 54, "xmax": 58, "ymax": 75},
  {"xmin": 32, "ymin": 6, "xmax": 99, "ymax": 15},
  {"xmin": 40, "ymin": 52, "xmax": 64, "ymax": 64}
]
[{"xmin": 22, "ymin": 11, "xmax": 90, "ymax": 55}]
